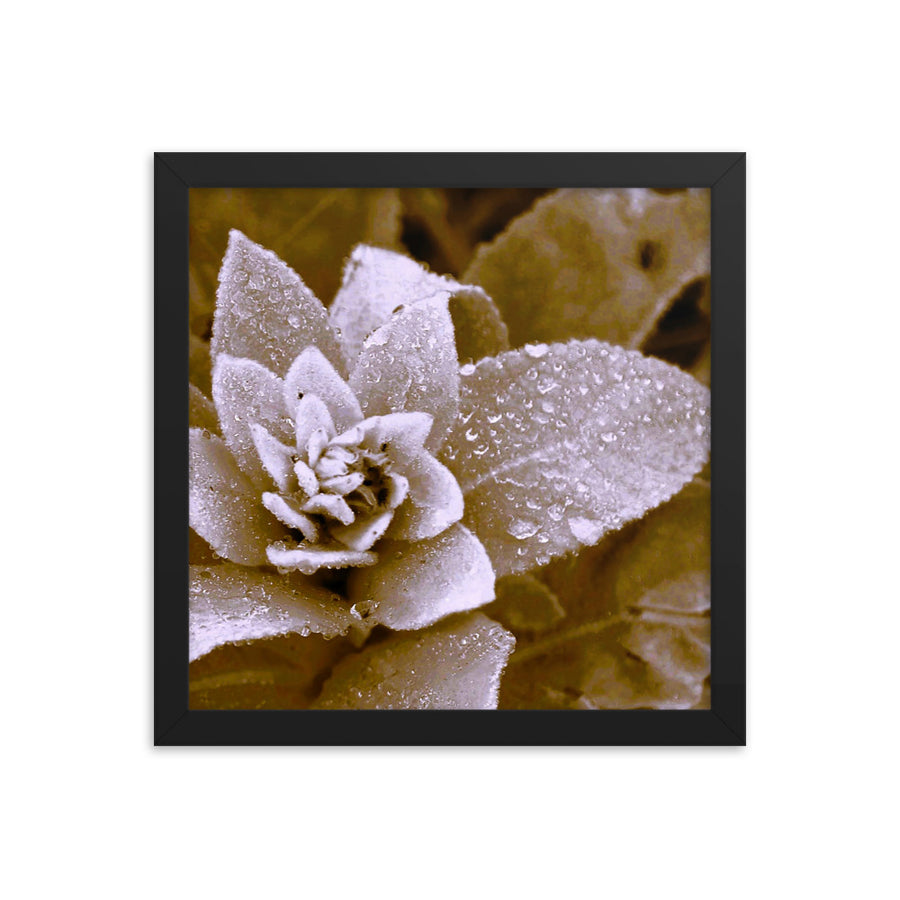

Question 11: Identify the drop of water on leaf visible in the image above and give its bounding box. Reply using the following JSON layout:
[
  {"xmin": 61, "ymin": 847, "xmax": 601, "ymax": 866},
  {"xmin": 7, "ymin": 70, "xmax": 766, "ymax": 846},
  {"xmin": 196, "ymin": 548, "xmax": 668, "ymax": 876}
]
[
  {"xmin": 508, "ymin": 518, "xmax": 541, "ymax": 540},
  {"xmin": 524, "ymin": 342, "xmax": 549, "ymax": 358}
]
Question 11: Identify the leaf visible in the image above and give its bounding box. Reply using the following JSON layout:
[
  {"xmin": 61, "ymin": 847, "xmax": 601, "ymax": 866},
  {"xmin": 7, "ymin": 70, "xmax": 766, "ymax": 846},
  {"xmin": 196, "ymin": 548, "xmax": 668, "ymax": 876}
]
[
  {"xmin": 189, "ymin": 428, "xmax": 286, "ymax": 565},
  {"xmin": 499, "ymin": 480, "xmax": 711, "ymax": 709},
  {"xmin": 283, "ymin": 347, "xmax": 362, "ymax": 433},
  {"xmin": 312, "ymin": 612, "xmax": 515, "ymax": 709},
  {"xmin": 347, "ymin": 524, "xmax": 495, "ymax": 630},
  {"xmin": 464, "ymin": 188, "xmax": 710, "ymax": 350},
  {"xmin": 211, "ymin": 355, "xmax": 294, "ymax": 490},
  {"xmin": 211, "ymin": 230, "xmax": 344, "ymax": 379},
  {"xmin": 329, "ymin": 244, "xmax": 508, "ymax": 367},
  {"xmin": 189, "ymin": 563, "xmax": 357, "ymax": 661},
  {"xmin": 190, "ymin": 632, "xmax": 357, "ymax": 709},
  {"xmin": 191, "ymin": 187, "xmax": 402, "ymax": 307},
  {"xmin": 349, "ymin": 295, "xmax": 459, "ymax": 453},
  {"xmin": 498, "ymin": 621, "xmax": 705, "ymax": 710},
  {"xmin": 442, "ymin": 340, "xmax": 710, "ymax": 575},
  {"xmin": 188, "ymin": 384, "xmax": 218, "ymax": 433},
  {"xmin": 485, "ymin": 574, "xmax": 565, "ymax": 634}
]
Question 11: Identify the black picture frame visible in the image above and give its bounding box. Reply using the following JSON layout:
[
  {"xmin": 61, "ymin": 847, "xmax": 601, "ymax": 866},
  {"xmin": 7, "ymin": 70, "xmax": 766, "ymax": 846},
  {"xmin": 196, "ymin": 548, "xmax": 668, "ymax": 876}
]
[{"xmin": 155, "ymin": 152, "xmax": 746, "ymax": 746}]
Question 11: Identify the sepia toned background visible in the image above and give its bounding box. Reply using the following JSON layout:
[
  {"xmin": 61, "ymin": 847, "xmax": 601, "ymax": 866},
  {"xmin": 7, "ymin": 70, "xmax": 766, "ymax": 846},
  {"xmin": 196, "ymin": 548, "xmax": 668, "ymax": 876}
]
[{"xmin": 189, "ymin": 187, "xmax": 711, "ymax": 710}]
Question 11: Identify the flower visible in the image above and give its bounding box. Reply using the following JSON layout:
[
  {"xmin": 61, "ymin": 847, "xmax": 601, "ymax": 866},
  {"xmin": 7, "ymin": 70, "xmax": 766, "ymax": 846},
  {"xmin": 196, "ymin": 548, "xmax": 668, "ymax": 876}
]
[{"xmin": 189, "ymin": 188, "xmax": 711, "ymax": 710}]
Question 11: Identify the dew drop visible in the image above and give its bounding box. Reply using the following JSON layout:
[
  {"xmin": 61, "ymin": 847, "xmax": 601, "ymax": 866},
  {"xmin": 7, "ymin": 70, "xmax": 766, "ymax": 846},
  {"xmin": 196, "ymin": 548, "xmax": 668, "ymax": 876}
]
[
  {"xmin": 508, "ymin": 518, "xmax": 540, "ymax": 540},
  {"xmin": 524, "ymin": 342, "xmax": 549, "ymax": 358}
]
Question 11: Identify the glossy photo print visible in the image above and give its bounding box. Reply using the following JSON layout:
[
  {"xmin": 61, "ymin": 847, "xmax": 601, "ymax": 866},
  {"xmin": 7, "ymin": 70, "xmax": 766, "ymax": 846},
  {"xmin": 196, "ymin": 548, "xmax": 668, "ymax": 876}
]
[{"xmin": 186, "ymin": 186, "xmax": 711, "ymax": 712}]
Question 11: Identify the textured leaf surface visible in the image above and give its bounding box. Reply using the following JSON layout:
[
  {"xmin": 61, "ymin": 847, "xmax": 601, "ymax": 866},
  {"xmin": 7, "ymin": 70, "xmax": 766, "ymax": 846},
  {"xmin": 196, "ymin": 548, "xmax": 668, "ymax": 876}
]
[
  {"xmin": 330, "ymin": 244, "xmax": 508, "ymax": 366},
  {"xmin": 442, "ymin": 340, "xmax": 710, "ymax": 575},
  {"xmin": 312, "ymin": 613, "xmax": 515, "ymax": 709},
  {"xmin": 189, "ymin": 429, "xmax": 286, "ymax": 565},
  {"xmin": 189, "ymin": 563, "xmax": 356, "ymax": 661},
  {"xmin": 211, "ymin": 230, "xmax": 344, "ymax": 379},
  {"xmin": 347, "ymin": 524, "xmax": 494, "ymax": 630},
  {"xmin": 464, "ymin": 188, "xmax": 710, "ymax": 349},
  {"xmin": 212, "ymin": 355, "xmax": 294, "ymax": 490},
  {"xmin": 349, "ymin": 295, "xmax": 459, "ymax": 453}
]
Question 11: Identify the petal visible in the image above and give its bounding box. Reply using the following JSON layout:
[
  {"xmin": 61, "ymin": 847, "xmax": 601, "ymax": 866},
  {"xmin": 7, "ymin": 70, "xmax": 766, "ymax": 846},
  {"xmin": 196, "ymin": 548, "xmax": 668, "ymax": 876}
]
[
  {"xmin": 292, "ymin": 459, "xmax": 319, "ymax": 497},
  {"xmin": 301, "ymin": 493, "xmax": 354, "ymax": 525},
  {"xmin": 442, "ymin": 340, "xmax": 710, "ymax": 576},
  {"xmin": 189, "ymin": 563, "xmax": 355, "ymax": 661},
  {"xmin": 250, "ymin": 424, "xmax": 295, "ymax": 492},
  {"xmin": 212, "ymin": 355, "xmax": 294, "ymax": 490},
  {"xmin": 189, "ymin": 429, "xmax": 286, "ymax": 565},
  {"xmin": 349, "ymin": 294, "xmax": 459, "ymax": 453},
  {"xmin": 348, "ymin": 524, "xmax": 494, "ymax": 630},
  {"xmin": 188, "ymin": 384, "xmax": 218, "ymax": 433},
  {"xmin": 294, "ymin": 394, "xmax": 336, "ymax": 454},
  {"xmin": 357, "ymin": 411, "xmax": 433, "ymax": 459},
  {"xmin": 266, "ymin": 541, "xmax": 377, "ymax": 575},
  {"xmin": 319, "ymin": 472, "xmax": 365, "ymax": 495},
  {"xmin": 464, "ymin": 188, "xmax": 710, "ymax": 350},
  {"xmin": 312, "ymin": 612, "xmax": 515, "ymax": 709},
  {"xmin": 388, "ymin": 451, "xmax": 464, "ymax": 542},
  {"xmin": 283, "ymin": 346, "xmax": 363, "ymax": 432},
  {"xmin": 211, "ymin": 230, "xmax": 344, "ymax": 378},
  {"xmin": 330, "ymin": 244, "xmax": 508, "ymax": 366},
  {"xmin": 331, "ymin": 509, "xmax": 394, "ymax": 552},
  {"xmin": 261, "ymin": 492, "xmax": 320, "ymax": 541}
]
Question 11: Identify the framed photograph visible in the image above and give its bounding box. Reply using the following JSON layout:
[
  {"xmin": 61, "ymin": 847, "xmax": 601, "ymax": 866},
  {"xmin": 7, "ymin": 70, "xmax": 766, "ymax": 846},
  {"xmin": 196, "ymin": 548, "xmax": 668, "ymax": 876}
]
[{"xmin": 155, "ymin": 152, "xmax": 745, "ymax": 745}]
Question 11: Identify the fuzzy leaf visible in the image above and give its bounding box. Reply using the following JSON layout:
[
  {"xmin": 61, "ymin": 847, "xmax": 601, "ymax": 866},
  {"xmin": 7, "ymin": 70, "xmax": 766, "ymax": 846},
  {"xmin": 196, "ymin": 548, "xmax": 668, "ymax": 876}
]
[
  {"xmin": 189, "ymin": 563, "xmax": 356, "ymax": 661},
  {"xmin": 330, "ymin": 244, "xmax": 508, "ymax": 366},
  {"xmin": 348, "ymin": 524, "xmax": 494, "ymax": 630},
  {"xmin": 283, "ymin": 347, "xmax": 362, "ymax": 432},
  {"xmin": 312, "ymin": 612, "xmax": 515, "ymax": 709},
  {"xmin": 442, "ymin": 340, "xmax": 710, "ymax": 575},
  {"xmin": 189, "ymin": 429, "xmax": 286, "ymax": 565},
  {"xmin": 211, "ymin": 355, "xmax": 294, "ymax": 491},
  {"xmin": 464, "ymin": 188, "xmax": 710, "ymax": 349},
  {"xmin": 211, "ymin": 230, "xmax": 344, "ymax": 378},
  {"xmin": 349, "ymin": 294, "xmax": 459, "ymax": 453}
]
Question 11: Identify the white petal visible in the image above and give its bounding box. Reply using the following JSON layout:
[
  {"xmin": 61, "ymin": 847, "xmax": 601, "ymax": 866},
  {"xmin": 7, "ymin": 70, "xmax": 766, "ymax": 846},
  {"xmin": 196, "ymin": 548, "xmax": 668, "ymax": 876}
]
[
  {"xmin": 329, "ymin": 244, "xmax": 508, "ymax": 365},
  {"xmin": 212, "ymin": 355, "xmax": 293, "ymax": 490},
  {"xmin": 358, "ymin": 412, "xmax": 433, "ymax": 460},
  {"xmin": 313, "ymin": 612, "xmax": 515, "ymax": 709},
  {"xmin": 331, "ymin": 510, "xmax": 395, "ymax": 552},
  {"xmin": 267, "ymin": 542, "xmax": 377, "ymax": 575},
  {"xmin": 250, "ymin": 424, "xmax": 295, "ymax": 493},
  {"xmin": 292, "ymin": 459, "xmax": 319, "ymax": 497},
  {"xmin": 302, "ymin": 493, "xmax": 354, "ymax": 525},
  {"xmin": 294, "ymin": 394, "xmax": 335, "ymax": 454},
  {"xmin": 212, "ymin": 230, "xmax": 344, "ymax": 377},
  {"xmin": 189, "ymin": 563, "xmax": 355, "ymax": 661},
  {"xmin": 389, "ymin": 451, "xmax": 464, "ymax": 541},
  {"xmin": 261, "ymin": 492, "xmax": 320, "ymax": 540},
  {"xmin": 319, "ymin": 472, "xmax": 365, "ymax": 495},
  {"xmin": 349, "ymin": 294, "xmax": 459, "ymax": 453},
  {"xmin": 189, "ymin": 429, "xmax": 286, "ymax": 565},
  {"xmin": 284, "ymin": 346, "xmax": 363, "ymax": 433},
  {"xmin": 349, "ymin": 524, "xmax": 494, "ymax": 630}
]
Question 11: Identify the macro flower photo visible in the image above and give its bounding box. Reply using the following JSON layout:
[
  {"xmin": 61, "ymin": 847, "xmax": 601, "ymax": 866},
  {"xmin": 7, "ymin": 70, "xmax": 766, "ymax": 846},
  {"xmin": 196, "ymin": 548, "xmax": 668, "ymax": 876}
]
[{"xmin": 188, "ymin": 186, "xmax": 711, "ymax": 710}]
